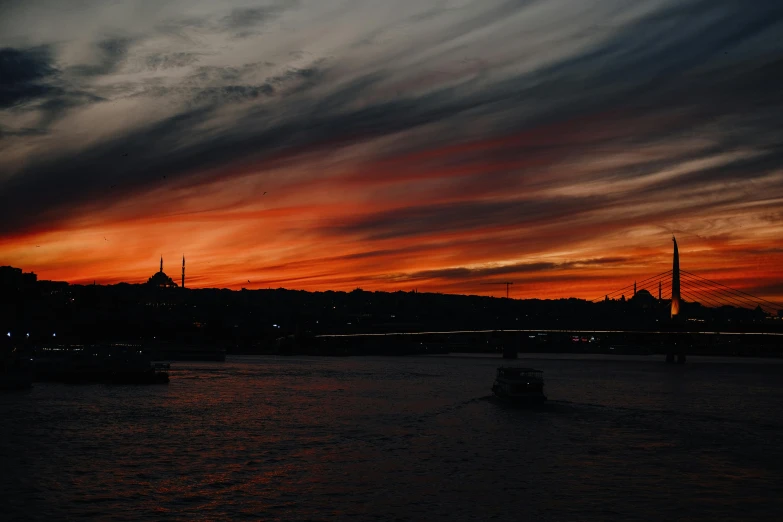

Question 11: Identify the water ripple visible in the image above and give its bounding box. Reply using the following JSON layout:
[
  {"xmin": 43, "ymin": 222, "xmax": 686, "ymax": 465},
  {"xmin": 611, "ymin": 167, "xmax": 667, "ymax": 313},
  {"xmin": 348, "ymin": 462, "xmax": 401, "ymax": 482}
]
[{"xmin": 1, "ymin": 355, "xmax": 782, "ymax": 520}]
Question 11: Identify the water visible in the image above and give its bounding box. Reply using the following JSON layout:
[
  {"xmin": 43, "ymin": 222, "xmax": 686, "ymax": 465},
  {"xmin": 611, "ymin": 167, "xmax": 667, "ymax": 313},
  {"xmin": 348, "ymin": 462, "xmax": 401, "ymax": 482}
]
[{"xmin": 2, "ymin": 354, "xmax": 782, "ymax": 521}]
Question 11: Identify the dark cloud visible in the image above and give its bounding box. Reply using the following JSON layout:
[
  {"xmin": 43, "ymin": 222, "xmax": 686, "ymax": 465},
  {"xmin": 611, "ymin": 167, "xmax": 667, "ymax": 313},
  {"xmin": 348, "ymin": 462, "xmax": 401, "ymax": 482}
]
[
  {"xmin": 189, "ymin": 65, "xmax": 246, "ymax": 83},
  {"xmin": 145, "ymin": 52, "xmax": 200, "ymax": 70},
  {"xmin": 1, "ymin": 0, "xmax": 783, "ymax": 242},
  {"xmin": 745, "ymin": 282, "xmax": 783, "ymax": 303},
  {"xmin": 396, "ymin": 256, "xmax": 630, "ymax": 282},
  {"xmin": 0, "ymin": 105, "xmax": 218, "ymax": 235},
  {"xmin": 127, "ymin": 63, "xmax": 320, "ymax": 104},
  {"xmin": 760, "ymin": 213, "xmax": 783, "ymax": 224},
  {"xmin": 326, "ymin": 196, "xmax": 610, "ymax": 241},
  {"xmin": 155, "ymin": 1, "xmax": 299, "ymax": 41},
  {"xmin": 156, "ymin": 16, "xmax": 213, "ymax": 40},
  {"xmin": 0, "ymin": 45, "xmax": 106, "ymax": 131},
  {"xmin": 35, "ymin": 90, "xmax": 105, "ymax": 126},
  {"xmin": 401, "ymin": 263, "xmax": 558, "ymax": 281},
  {"xmin": 538, "ymin": 0, "xmax": 783, "ymax": 88},
  {"xmin": 68, "ymin": 37, "xmax": 134, "ymax": 77},
  {"xmin": 0, "ymin": 124, "xmax": 47, "ymax": 138},
  {"xmin": 213, "ymin": 1, "xmax": 301, "ymax": 37},
  {"xmin": 268, "ymin": 65, "xmax": 320, "ymax": 85},
  {"xmin": 192, "ymin": 84, "xmax": 275, "ymax": 104},
  {"xmin": 0, "ymin": 46, "xmax": 59, "ymax": 108},
  {"xmin": 221, "ymin": 7, "xmax": 279, "ymax": 30},
  {"xmin": 473, "ymin": 1, "xmax": 783, "ymax": 134},
  {"xmin": 572, "ymin": 257, "xmax": 630, "ymax": 267},
  {"xmin": 648, "ymin": 149, "xmax": 783, "ymax": 198}
]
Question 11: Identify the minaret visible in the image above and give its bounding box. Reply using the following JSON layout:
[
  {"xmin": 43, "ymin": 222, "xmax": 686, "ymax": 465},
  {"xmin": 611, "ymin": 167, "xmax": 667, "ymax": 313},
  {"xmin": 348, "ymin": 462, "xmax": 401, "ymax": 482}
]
[
  {"xmin": 671, "ymin": 236, "xmax": 681, "ymax": 317},
  {"xmin": 160, "ymin": 256, "xmax": 163, "ymax": 273},
  {"xmin": 182, "ymin": 255, "xmax": 185, "ymax": 288},
  {"xmin": 633, "ymin": 281, "xmax": 637, "ymax": 296}
]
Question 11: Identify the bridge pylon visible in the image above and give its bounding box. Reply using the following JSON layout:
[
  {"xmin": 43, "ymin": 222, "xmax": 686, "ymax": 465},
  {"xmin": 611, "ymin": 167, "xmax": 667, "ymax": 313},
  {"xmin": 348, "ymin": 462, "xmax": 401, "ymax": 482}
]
[{"xmin": 666, "ymin": 237, "xmax": 686, "ymax": 364}]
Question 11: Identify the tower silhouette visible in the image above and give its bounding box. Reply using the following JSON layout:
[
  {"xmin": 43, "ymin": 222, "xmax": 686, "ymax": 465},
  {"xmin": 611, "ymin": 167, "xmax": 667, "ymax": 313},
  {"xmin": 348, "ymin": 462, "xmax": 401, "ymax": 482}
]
[
  {"xmin": 160, "ymin": 256, "xmax": 163, "ymax": 273},
  {"xmin": 671, "ymin": 236, "xmax": 681, "ymax": 317},
  {"xmin": 182, "ymin": 255, "xmax": 185, "ymax": 288}
]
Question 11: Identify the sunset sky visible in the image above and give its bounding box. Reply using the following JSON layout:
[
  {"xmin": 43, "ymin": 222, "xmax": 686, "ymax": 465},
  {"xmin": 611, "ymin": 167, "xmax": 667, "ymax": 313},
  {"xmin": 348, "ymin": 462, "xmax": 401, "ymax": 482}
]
[{"xmin": 1, "ymin": 0, "xmax": 782, "ymax": 301}]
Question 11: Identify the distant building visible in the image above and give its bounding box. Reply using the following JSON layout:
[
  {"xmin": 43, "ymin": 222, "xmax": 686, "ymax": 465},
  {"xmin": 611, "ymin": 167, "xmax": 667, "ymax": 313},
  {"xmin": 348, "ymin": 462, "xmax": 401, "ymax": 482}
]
[
  {"xmin": 0, "ymin": 266, "xmax": 37, "ymax": 289},
  {"xmin": 629, "ymin": 289, "xmax": 657, "ymax": 309},
  {"xmin": 0, "ymin": 266, "xmax": 22, "ymax": 287},
  {"xmin": 146, "ymin": 257, "xmax": 178, "ymax": 288}
]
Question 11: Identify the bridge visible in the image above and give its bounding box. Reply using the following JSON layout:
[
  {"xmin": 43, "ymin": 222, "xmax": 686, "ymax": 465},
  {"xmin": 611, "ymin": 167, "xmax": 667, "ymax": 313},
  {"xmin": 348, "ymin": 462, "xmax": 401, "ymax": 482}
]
[
  {"xmin": 307, "ymin": 237, "xmax": 783, "ymax": 363},
  {"xmin": 593, "ymin": 237, "xmax": 781, "ymax": 319},
  {"xmin": 586, "ymin": 236, "xmax": 782, "ymax": 363}
]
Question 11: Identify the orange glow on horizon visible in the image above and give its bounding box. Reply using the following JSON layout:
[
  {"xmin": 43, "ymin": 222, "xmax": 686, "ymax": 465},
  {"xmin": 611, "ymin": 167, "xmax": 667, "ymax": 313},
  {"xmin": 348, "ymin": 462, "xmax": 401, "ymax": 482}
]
[{"xmin": 2, "ymin": 114, "xmax": 782, "ymax": 304}]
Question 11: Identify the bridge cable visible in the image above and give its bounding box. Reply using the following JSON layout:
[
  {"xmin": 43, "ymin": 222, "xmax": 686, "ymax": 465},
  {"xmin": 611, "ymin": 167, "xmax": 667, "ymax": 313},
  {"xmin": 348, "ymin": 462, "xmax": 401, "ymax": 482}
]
[
  {"xmin": 680, "ymin": 281, "xmax": 770, "ymax": 312},
  {"xmin": 596, "ymin": 269, "xmax": 672, "ymax": 299},
  {"xmin": 680, "ymin": 281, "xmax": 771, "ymax": 313},
  {"xmin": 591, "ymin": 269, "xmax": 673, "ymax": 302},
  {"xmin": 681, "ymin": 270, "xmax": 783, "ymax": 311},
  {"xmin": 636, "ymin": 274, "xmax": 673, "ymax": 299},
  {"xmin": 680, "ymin": 289, "xmax": 728, "ymax": 310},
  {"xmin": 680, "ymin": 272, "xmax": 777, "ymax": 312},
  {"xmin": 680, "ymin": 274, "xmax": 762, "ymax": 309},
  {"xmin": 680, "ymin": 272, "xmax": 771, "ymax": 309},
  {"xmin": 639, "ymin": 274, "xmax": 672, "ymax": 292}
]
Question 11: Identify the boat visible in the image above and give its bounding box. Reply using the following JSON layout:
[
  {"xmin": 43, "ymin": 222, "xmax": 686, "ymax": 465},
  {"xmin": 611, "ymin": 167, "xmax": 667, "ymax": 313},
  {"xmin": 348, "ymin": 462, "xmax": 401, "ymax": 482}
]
[
  {"xmin": 32, "ymin": 345, "xmax": 169, "ymax": 385},
  {"xmin": 491, "ymin": 367, "xmax": 547, "ymax": 404}
]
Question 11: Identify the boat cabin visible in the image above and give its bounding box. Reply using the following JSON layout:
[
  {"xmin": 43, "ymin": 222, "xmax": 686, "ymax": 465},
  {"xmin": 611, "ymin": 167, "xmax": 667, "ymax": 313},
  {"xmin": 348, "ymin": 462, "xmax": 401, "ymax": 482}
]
[
  {"xmin": 492, "ymin": 366, "xmax": 547, "ymax": 403},
  {"xmin": 496, "ymin": 367, "xmax": 543, "ymax": 381}
]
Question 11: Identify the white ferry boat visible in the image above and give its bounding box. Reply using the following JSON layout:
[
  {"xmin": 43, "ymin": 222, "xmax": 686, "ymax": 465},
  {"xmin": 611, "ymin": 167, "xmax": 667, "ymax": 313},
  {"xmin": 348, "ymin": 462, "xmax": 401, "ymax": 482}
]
[{"xmin": 491, "ymin": 367, "xmax": 547, "ymax": 404}]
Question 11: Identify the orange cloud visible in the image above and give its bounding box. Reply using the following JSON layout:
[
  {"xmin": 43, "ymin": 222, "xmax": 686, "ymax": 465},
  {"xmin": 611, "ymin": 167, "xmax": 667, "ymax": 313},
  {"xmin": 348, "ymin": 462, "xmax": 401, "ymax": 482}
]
[{"xmin": 2, "ymin": 108, "xmax": 782, "ymax": 306}]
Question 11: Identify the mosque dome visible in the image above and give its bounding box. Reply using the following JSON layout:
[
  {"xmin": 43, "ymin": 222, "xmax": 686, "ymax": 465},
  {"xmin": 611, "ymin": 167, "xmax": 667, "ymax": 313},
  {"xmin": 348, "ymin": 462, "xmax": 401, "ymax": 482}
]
[
  {"xmin": 146, "ymin": 257, "xmax": 178, "ymax": 288},
  {"xmin": 630, "ymin": 289, "xmax": 657, "ymax": 308}
]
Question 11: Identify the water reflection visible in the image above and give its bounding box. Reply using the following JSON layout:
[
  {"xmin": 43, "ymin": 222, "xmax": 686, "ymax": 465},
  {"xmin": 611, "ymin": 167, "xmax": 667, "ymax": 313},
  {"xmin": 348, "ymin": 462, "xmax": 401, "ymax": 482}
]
[{"xmin": 1, "ymin": 355, "xmax": 782, "ymax": 520}]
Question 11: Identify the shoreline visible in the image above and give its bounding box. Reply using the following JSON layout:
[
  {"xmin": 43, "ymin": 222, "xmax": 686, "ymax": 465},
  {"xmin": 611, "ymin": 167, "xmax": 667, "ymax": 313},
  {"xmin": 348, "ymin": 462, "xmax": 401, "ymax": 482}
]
[
  {"xmin": 223, "ymin": 352, "xmax": 783, "ymax": 365},
  {"xmin": 416, "ymin": 352, "xmax": 783, "ymax": 364}
]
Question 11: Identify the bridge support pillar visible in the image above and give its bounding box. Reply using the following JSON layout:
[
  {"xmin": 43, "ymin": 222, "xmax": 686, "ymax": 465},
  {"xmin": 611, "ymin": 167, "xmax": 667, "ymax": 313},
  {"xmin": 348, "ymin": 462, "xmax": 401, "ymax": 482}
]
[{"xmin": 665, "ymin": 350, "xmax": 686, "ymax": 364}]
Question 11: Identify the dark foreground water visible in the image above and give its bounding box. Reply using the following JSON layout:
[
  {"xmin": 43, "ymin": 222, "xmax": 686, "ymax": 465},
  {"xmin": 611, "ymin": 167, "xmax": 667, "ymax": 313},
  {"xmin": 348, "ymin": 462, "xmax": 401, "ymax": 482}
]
[{"xmin": 2, "ymin": 354, "xmax": 782, "ymax": 521}]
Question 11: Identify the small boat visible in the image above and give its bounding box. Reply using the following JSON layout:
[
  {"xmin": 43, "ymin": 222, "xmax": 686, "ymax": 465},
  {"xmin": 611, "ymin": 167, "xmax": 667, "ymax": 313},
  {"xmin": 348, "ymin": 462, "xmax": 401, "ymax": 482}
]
[
  {"xmin": 32, "ymin": 345, "xmax": 169, "ymax": 385},
  {"xmin": 491, "ymin": 367, "xmax": 547, "ymax": 404}
]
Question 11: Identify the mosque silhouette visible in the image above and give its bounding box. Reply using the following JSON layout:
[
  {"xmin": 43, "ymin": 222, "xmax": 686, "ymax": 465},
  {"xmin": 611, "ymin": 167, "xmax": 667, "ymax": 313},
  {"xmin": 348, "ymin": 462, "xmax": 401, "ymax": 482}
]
[{"xmin": 146, "ymin": 256, "xmax": 183, "ymax": 288}]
